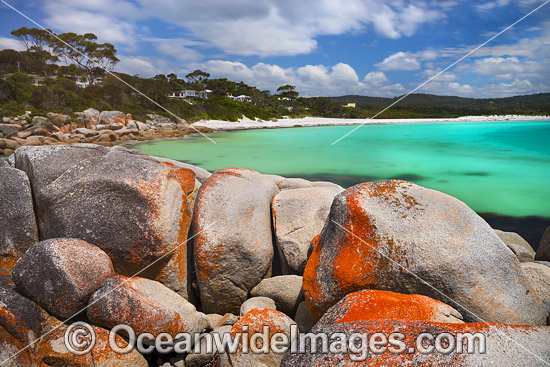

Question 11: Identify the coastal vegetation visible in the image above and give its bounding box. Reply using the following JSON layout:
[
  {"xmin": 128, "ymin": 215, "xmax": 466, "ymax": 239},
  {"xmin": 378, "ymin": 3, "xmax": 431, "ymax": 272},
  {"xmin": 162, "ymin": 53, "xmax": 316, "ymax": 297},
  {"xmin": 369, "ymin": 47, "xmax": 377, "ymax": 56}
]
[{"xmin": 1, "ymin": 27, "xmax": 549, "ymax": 123}]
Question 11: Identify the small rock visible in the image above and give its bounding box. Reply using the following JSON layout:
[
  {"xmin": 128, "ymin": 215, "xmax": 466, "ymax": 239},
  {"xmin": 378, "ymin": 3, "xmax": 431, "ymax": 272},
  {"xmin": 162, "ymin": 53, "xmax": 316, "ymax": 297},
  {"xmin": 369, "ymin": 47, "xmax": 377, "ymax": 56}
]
[
  {"xmin": 240, "ymin": 296, "xmax": 277, "ymax": 317},
  {"xmin": 495, "ymin": 229, "xmax": 536, "ymax": 262},
  {"xmin": 229, "ymin": 308, "xmax": 296, "ymax": 367},
  {"xmin": 251, "ymin": 275, "xmax": 304, "ymax": 316},
  {"xmin": 13, "ymin": 238, "xmax": 115, "ymax": 319},
  {"xmin": 74, "ymin": 127, "xmax": 99, "ymax": 137},
  {"xmin": 0, "ymin": 124, "xmax": 22, "ymax": 135}
]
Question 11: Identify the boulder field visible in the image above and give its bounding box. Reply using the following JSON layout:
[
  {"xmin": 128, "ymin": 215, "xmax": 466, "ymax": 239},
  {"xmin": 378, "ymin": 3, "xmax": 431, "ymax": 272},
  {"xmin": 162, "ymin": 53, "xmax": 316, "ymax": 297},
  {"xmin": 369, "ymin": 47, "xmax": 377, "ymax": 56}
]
[{"xmin": 0, "ymin": 144, "xmax": 549, "ymax": 366}]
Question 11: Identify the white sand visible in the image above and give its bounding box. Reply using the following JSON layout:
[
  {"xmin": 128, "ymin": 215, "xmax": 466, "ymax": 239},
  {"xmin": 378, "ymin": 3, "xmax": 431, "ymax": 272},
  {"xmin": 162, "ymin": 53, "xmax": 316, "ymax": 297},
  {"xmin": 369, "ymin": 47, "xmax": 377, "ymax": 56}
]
[{"xmin": 194, "ymin": 115, "xmax": 550, "ymax": 131}]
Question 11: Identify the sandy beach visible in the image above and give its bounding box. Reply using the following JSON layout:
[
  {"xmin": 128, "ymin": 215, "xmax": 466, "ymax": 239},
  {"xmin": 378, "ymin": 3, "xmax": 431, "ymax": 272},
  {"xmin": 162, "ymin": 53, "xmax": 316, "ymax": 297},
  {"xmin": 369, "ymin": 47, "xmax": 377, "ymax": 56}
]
[{"xmin": 194, "ymin": 115, "xmax": 550, "ymax": 131}]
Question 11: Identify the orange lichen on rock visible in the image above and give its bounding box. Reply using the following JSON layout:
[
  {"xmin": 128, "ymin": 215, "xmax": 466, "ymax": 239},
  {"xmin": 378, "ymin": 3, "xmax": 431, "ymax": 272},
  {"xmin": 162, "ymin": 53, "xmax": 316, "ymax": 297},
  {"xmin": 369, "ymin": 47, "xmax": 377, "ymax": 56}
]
[
  {"xmin": 317, "ymin": 289, "xmax": 463, "ymax": 328},
  {"xmin": 229, "ymin": 308, "xmax": 296, "ymax": 366}
]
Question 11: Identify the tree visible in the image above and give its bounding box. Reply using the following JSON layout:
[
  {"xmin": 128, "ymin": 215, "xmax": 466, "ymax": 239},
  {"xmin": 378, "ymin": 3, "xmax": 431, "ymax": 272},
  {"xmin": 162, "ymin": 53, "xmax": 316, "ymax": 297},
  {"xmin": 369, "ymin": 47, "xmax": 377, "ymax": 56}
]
[
  {"xmin": 10, "ymin": 27, "xmax": 58, "ymax": 76},
  {"xmin": 277, "ymin": 84, "xmax": 299, "ymax": 100},
  {"xmin": 185, "ymin": 69, "xmax": 210, "ymax": 89},
  {"xmin": 11, "ymin": 27, "xmax": 53, "ymax": 53},
  {"xmin": 50, "ymin": 32, "xmax": 119, "ymax": 85}
]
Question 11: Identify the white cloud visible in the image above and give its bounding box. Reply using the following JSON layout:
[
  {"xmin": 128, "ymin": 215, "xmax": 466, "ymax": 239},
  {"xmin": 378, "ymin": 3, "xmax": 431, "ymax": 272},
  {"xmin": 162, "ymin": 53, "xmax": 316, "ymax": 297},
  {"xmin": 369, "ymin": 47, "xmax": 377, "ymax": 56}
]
[
  {"xmin": 476, "ymin": 0, "xmax": 543, "ymax": 11},
  {"xmin": 364, "ymin": 71, "xmax": 388, "ymax": 85},
  {"xmin": 0, "ymin": 37, "xmax": 25, "ymax": 51},
  {"xmin": 137, "ymin": 0, "xmax": 448, "ymax": 56},
  {"xmin": 203, "ymin": 61, "xmax": 404, "ymax": 97},
  {"xmin": 376, "ymin": 52, "xmax": 422, "ymax": 71},
  {"xmin": 116, "ymin": 55, "xmax": 162, "ymax": 76}
]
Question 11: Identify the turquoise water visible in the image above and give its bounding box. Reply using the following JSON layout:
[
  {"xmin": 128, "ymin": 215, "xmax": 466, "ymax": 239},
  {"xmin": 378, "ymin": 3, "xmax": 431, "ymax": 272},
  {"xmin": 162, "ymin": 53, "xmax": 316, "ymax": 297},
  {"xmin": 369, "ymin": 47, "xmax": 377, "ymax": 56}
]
[{"xmin": 132, "ymin": 121, "xmax": 550, "ymax": 219}]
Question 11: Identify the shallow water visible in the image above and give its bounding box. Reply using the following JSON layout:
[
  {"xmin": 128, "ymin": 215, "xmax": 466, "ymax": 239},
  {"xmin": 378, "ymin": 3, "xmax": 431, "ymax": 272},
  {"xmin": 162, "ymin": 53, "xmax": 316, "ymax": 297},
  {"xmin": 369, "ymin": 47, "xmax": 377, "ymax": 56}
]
[{"xmin": 132, "ymin": 121, "xmax": 550, "ymax": 245}]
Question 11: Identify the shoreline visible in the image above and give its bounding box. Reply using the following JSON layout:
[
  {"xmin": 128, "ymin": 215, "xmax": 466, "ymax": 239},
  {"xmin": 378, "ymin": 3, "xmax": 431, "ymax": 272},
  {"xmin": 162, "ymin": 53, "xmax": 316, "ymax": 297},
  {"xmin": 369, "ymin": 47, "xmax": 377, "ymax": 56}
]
[{"xmin": 194, "ymin": 115, "xmax": 550, "ymax": 131}]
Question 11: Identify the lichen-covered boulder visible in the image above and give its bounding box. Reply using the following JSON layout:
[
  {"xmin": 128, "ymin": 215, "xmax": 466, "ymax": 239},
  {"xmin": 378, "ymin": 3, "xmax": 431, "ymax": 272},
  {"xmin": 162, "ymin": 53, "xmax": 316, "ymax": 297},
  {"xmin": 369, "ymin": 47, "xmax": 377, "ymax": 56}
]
[
  {"xmin": 37, "ymin": 323, "xmax": 148, "ymax": 367},
  {"xmin": 229, "ymin": 308, "xmax": 296, "ymax": 367},
  {"xmin": 12, "ymin": 238, "xmax": 115, "ymax": 319},
  {"xmin": 0, "ymin": 167, "xmax": 38, "ymax": 273},
  {"xmin": 0, "ymin": 286, "xmax": 51, "ymax": 348},
  {"xmin": 304, "ymin": 180, "xmax": 546, "ymax": 325},
  {"xmin": 272, "ymin": 186, "xmax": 343, "ymax": 274},
  {"xmin": 88, "ymin": 276, "xmax": 208, "ymax": 338},
  {"xmin": 280, "ymin": 320, "xmax": 550, "ymax": 366},
  {"xmin": 99, "ymin": 110, "xmax": 126, "ymax": 125},
  {"xmin": 536, "ymin": 227, "xmax": 550, "ymax": 262},
  {"xmin": 193, "ymin": 168, "xmax": 279, "ymax": 314},
  {"xmin": 494, "ymin": 229, "xmax": 536, "ymax": 262},
  {"xmin": 152, "ymin": 156, "xmax": 212, "ymax": 183},
  {"xmin": 251, "ymin": 275, "xmax": 304, "ymax": 317},
  {"xmin": 17, "ymin": 145, "xmax": 196, "ymax": 298},
  {"xmin": 14, "ymin": 144, "xmax": 109, "ymax": 205},
  {"xmin": 316, "ymin": 289, "xmax": 463, "ymax": 329},
  {"xmin": 46, "ymin": 112, "xmax": 71, "ymax": 127}
]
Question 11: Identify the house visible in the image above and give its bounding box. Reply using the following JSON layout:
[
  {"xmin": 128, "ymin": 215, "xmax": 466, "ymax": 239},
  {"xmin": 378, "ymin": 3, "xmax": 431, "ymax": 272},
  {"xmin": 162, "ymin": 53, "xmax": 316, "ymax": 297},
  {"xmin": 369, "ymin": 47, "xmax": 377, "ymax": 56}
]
[
  {"xmin": 169, "ymin": 89, "xmax": 211, "ymax": 99},
  {"xmin": 343, "ymin": 102, "xmax": 356, "ymax": 108},
  {"xmin": 74, "ymin": 76, "xmax": 102, "ymax": 88},
  {"xmin": 233, "ymin": 95, "xmax": 252, "ymax": 103},
  {"xmin": 226, "ymin": 93, "xmax": 252, "ymax": 103}
]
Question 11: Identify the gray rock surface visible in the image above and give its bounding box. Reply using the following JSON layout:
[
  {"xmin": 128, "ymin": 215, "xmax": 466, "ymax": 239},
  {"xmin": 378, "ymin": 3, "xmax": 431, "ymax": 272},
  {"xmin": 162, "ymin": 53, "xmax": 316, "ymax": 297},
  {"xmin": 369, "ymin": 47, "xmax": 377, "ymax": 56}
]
[
  {"xmin": 303, "ymin": 180, "xmax": 547, "ymax": 325},
  {"xmin": 280, "ymin": 319, "xmax": 550, "ymax": 366},
  {"xmin": 495, "ymin": 229, "xmax": 536, "ymax": 262},
  {"xmin": 88, "ymin": 275, "xmax": 209, "ymax": 338},
  {"xmin": 240, "ymin": 296, "xmax": 277, "ymax": 317},
  {"xmin": 17, "ymin": 145, "xmax": 197, "ymax": 298},
  {"xmin": 193, "ymin": 168, "xmax": 279, "ymax": 314},
  {"xmin": 536, "ymin": 227, "xmax": 550, "ymax": 262},
  {"xmin": 294, "ymin": 301, "xmax": 315, "ymax": 333},
  {"xmin": 521, "ymin": 262, "xmax": 550, "ymax": 312},
  {"xmin": 272, "ymin": 186, "xmax": 343, "ymax": 274},
  {"xmin": 0, "ymin": 167, "xmax": 38, "ymax": 273},
  {"xmin": 13, "ymin": 238, "xmax": 115, "ymax": 319},
  {"xmin": 250, "ymin": 275, "xmax": 304, "ymax": 316},
  {"xmin": 277, "ymin": 177, "xmax": 312, "ymax": 190}
]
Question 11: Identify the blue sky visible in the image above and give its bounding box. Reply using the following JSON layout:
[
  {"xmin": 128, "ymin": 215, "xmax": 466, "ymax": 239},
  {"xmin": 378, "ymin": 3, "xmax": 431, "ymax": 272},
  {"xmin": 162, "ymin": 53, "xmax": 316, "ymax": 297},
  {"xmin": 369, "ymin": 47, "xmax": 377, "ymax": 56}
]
[{"xmin": 0, "ymin": 0, "xmax": 548, "ymax": 97}]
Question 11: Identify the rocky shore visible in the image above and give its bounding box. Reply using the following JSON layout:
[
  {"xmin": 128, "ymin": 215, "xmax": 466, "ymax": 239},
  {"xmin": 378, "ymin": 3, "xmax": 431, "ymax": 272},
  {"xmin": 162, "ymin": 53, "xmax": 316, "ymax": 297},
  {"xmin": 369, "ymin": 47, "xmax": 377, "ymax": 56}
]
[
  {"xmin": 1, "ymin": 144, "xmax": 549, "ymax": 366},
  {"xmin": 0, "ymin": 109, "xmax": 212, "ymax": 157}
]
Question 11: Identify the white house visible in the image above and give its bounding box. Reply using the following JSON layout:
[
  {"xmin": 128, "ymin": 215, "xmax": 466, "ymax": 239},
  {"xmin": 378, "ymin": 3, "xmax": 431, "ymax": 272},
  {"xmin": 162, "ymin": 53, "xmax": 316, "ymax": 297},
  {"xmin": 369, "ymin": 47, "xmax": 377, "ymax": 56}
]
[
  {"xmin": 74, "ymin": 76, "xmax": 102, "ymax": 88},
  {"xmin": 169, "ymin": 89, "xmax": 212, "ymax": 99},
  {"xmin": 226, "ymin": 93, "xmax": 252, "ymax": 103}
]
